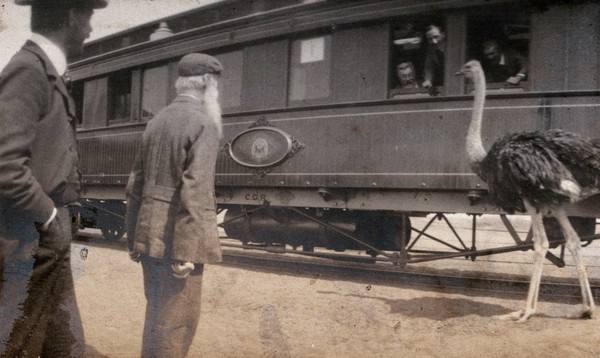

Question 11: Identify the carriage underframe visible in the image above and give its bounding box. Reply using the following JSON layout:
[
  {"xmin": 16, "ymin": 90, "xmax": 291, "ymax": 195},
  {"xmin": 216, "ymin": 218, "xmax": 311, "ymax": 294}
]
[
  {"xmin": 219, "ymin": 202, "xmax": 600, "ymax": 268},
  {"xmin": 73, "ymin": 184, "xmax": 600, "ymax": 268}
]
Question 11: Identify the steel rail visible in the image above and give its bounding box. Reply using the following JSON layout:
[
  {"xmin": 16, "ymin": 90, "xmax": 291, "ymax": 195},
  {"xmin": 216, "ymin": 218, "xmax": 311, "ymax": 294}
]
[{"xmin": 220, "ymin": 246, "xmax": 600, "ymax": 302}]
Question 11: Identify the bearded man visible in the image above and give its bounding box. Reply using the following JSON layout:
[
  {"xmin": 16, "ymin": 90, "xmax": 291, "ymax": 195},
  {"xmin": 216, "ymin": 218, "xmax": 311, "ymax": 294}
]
[{"xmin": 125, "ymin": 53, "xmax": 224, "ymax": 357}]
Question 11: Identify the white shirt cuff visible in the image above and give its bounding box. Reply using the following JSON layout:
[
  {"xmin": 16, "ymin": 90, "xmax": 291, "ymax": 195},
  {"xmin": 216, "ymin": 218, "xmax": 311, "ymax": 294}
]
[{"xmin": 41, "ymin": 207, "xmax": 58, "ymax": 231}]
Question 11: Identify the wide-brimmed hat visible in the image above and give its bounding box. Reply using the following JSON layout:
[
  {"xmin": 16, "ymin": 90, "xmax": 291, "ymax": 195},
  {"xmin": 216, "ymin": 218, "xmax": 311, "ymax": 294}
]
[{"xmin": 15, "ymin": 0, "xmax": 108, "ymax": 8}]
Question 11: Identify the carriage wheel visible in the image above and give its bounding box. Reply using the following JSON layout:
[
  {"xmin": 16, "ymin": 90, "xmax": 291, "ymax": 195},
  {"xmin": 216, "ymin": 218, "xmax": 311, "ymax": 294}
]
[{"xmin": 100, "ymin": 224, "xmax": 125, "ymax": 241}]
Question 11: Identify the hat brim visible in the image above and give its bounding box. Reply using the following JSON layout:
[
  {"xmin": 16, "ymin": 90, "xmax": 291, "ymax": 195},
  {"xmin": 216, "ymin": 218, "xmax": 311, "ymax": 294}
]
[{"xmin": 15, "ymin": 0, "xmax": 108, "ymax": 9}]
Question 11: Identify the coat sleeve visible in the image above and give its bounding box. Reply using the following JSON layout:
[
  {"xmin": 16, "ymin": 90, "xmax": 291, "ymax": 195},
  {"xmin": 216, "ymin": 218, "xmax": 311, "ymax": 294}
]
[
  {"xmin": 125, "ymin": 147, "xmax": 144, "ymax": 251},
  {"xmin": 0, "ymin": 61, "xmax": 55, "ymax": 222},
  {"xmin": 172, "ymin": 124, "xmax": 222, "ymax": 263}
]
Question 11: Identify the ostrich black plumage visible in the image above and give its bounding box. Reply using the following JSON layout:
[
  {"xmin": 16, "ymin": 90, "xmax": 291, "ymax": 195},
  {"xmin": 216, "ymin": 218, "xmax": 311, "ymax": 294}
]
[{"xmin": 457, "ymin": 60, "xmax": 600, "ymax": 322}]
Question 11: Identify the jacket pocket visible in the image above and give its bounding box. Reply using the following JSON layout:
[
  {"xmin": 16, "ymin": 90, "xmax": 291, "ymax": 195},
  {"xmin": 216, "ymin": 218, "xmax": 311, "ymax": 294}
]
[{"xmin": 152, "ymin": 185, "xmax": 177, "ymax": 203}]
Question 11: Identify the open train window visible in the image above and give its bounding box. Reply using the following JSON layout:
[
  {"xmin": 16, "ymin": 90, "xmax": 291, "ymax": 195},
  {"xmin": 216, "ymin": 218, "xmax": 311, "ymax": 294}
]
[
  {"xmin": 107, "ymin": 70, "xmax": 132, "ymax": 123},
  {"xmin": 390, "ymin": 16, "xmax": 445, "ymax": 98},
  {"xmin": 141, "ymin": 65, "xmax": 169, "ymax": 120},
  {"xmin": 288, "ymin": 35, "xmax": 331, "ymax": 104},
  {"xmin": 466, "ymin": 8, "xmax": 530, "ymax": 93}
]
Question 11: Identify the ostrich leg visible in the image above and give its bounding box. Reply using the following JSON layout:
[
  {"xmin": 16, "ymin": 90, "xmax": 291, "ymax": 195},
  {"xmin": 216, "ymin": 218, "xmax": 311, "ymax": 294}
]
[
  {"xmin": 515, "ymin": 210, "xmax": 550, "ymax": 322},
  {"xmin": 496, "ymin": 204, "xmax": 549, "ymax": 322},
  {"xmin": 554, "ymin": 209, "xmax": 596, "ymax": 318}
]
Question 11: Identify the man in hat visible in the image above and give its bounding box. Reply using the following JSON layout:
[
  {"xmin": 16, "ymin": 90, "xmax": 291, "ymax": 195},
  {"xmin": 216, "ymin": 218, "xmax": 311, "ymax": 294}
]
[
  {"xmin": 126, "ymin": 52, "xmax": 224, "ymax": 357},
  {"xmin": 0, "ymin": 0, "xmax": 107, "ymax": 356}
]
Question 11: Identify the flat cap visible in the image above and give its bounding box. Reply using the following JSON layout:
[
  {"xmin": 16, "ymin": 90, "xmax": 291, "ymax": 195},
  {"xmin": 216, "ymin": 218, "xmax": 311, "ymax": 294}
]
[
  {"xmin": 15, "ymin": 0, "xmax": 108, "ymax": 8},
  {"xmin": 178, "ymin": 53, "xmax": 223, "ymax": 77}
]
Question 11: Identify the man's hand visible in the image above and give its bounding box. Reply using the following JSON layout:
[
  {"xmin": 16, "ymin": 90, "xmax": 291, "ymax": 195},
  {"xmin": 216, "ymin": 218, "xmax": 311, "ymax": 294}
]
[
  {"xmin": 128, "ymin": 250, "xmax": 141, "ymax": 263},
  {"xmin": 506, "ymin": 74, "xmax": 525, "ymax": 85},
  {"xmin": 171, "ymin": 261, "xmax": 195, "ymax": 279}
]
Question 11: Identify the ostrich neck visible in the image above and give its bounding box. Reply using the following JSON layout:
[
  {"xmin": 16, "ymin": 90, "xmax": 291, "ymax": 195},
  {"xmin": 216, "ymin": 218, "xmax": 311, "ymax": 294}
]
[{"xmin": 466, "ymin": 71, "xmax": 487, "ymax": 165}]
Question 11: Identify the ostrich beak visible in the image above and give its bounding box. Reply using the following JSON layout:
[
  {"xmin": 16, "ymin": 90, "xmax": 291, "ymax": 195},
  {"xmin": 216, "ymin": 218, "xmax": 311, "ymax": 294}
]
[{"xmin": 455, "ymin": 70, "xmax": 464, "ymax": 76}]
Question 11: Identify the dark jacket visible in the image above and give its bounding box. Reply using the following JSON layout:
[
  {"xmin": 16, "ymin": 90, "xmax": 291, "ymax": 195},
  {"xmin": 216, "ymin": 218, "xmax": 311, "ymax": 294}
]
[
  {"xmin": 126, "ymin": 95, "xmax": 223, "ymax": 264},
  {"xmin": 481, "ymin": 48, "xmax": 528, "ymax": 83},
  {"xmin": 0, "ymin": 40, "xmax": 80, "ymax": 226}
]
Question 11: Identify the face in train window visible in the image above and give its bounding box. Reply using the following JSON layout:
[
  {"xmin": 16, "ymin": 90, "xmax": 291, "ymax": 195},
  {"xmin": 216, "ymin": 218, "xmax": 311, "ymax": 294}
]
[
  {"xmin": 390, "ymin": 19, "xmax": 445, "ymax": 97},
  {"xmin": 108, "ymin": 71, "xmax": 132, "ymax": 122},
  {"xmin": 141, "ymin": 65, "xmax": 169, "ymax": 119},
  {"xmin": 467, "ymin": 9, "xmax": 530, "ymax": 90},
  {"xmin": 289, "ymin": 35, "xmax": 331, "ymax": 102}
]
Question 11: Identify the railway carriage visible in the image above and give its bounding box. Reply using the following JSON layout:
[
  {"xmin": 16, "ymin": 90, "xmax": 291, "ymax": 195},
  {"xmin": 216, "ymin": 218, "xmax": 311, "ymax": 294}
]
[{"xmin": 69, "ymin": 0, "xmax": 600, "ymax": 265}]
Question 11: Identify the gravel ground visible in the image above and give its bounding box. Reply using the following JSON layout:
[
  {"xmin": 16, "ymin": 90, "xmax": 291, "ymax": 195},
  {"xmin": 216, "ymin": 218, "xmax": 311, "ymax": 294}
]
[{"xmin": 72, "ymin": 214, "xmax": 600, "ymax": 357}]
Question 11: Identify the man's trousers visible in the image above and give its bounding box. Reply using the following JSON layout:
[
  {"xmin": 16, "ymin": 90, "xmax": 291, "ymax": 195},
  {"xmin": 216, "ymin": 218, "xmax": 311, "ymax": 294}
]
[
  {"xmin": 0, "ymin": 207, "xmax": 84, "ymax": 357},
  {"xmin": 141, "ymin": 256, "xmax": 204, "ymax": 358}
]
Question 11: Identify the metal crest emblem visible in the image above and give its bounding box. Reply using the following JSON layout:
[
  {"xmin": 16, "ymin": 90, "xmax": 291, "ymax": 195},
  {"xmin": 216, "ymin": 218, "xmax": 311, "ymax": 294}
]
[{"xmin": 225, "ymin": 118, "xmax": 304, "ymax": 176}]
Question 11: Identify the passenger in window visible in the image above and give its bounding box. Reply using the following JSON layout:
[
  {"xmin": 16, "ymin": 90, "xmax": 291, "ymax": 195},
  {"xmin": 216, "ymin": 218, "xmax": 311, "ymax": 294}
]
[
  {"xmin": 390, "ymin": 61, "xmax": 420, "ymax": 97},
  {"xmin": 422, "ymin": 24, "xmax": 445, "ymax": 92},
  {"xmin": 481, "ymin": 39, "xmax": 528, "ymax": 85}
]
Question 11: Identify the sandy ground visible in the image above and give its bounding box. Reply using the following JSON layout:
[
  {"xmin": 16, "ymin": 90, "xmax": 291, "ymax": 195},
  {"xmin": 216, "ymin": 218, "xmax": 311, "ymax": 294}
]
[{"xmin": 72, "ymin": 214, "xmax": 600, "ymax": 357}]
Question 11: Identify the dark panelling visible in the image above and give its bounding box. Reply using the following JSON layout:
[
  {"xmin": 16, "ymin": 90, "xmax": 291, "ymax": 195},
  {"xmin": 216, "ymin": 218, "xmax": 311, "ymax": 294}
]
[
  {"xmin": 531, "ymin": 3, "xmax": 600, "ymax": 92},
  {"xmin": 529, "ymin": 7, "xmax": 568, "ymax": 91},
  {"xmin": 565, "ymin": 4, "xmax": 600, "ymax": 91},
  {"xmin": 217, "ymin": 93, "xmax": 600, "ymax": 190},
  {"xmin": 78, "ymin": 131, "xmax": 142, "ymax": 185},
  {"xmin": 332, "ymin": 23, "xmax": 389, "ymax": 102},
  {"xmin": 243, "ymin": 39, "xmax": 289, "ymax": 110}
]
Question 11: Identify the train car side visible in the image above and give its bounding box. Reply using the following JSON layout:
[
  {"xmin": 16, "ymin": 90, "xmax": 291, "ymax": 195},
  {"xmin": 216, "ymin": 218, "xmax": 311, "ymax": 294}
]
[{"xmin": 69, "ymin": 0, "xmax": 600, "ymax": 260}]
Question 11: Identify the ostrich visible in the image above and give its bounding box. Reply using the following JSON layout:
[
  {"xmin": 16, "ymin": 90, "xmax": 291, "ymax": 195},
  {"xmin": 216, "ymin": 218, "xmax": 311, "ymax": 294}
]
[{"xmin": 457, "ymin": 60, "xmax": 600, "ymax": 322}]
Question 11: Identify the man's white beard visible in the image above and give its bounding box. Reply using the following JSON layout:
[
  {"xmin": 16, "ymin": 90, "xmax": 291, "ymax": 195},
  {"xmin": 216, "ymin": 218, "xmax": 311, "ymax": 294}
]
[{"xmin": 204, "ymin": 84, "xmax": 222, "ymax": 138}]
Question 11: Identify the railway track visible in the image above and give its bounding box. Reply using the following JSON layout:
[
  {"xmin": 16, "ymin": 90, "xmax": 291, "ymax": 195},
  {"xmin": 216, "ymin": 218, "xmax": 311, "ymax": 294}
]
[
  {"xmin": 221, "ymin": 240, "xmax": 600, "ymax": 303},
  {"xmin": 75, "ymin": 231, "xmax": 600, "ymax": 302}
]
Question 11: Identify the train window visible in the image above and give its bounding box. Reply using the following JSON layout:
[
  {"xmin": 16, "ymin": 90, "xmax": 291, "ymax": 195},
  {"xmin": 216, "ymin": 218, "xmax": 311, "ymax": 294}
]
[
  {"xmin": 107, "ymin": 70, "xmax": 132, "ymax": 123},
  {"xmin": 289, "ymin": 35, "xmax": 331, "ymax": 103},
  {"xmin": 390, "ymin": 17, "xmax": 445, "ymax": 97},
  {"xmin": 466, "ymin": 8, "xmax": 530, "ymax": 92},
  {"xmin": 216, "ymin": 50, "xmax": 243, "ymax": 110},
  {"xmin": 141, "ymin": 65, "xmax": 169, "ymax": 119}
]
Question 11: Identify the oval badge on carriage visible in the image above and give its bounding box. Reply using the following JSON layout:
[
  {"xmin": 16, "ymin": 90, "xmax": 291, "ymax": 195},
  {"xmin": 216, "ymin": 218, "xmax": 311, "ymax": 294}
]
[{"xmin": 228, "ymin": 126, "xmax": 303, "ymax": 168}]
